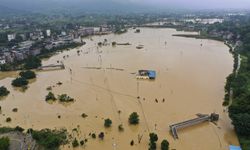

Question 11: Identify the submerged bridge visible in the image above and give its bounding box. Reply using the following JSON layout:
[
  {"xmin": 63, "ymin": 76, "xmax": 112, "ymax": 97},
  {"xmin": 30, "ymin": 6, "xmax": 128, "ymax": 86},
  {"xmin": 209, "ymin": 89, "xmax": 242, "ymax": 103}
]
[
  {"xmin": 38, "ymin": 63, "xmax": 65, "ymax": 70},
  {"xmin": 169, "ymin": 113, "xmax": 219, "ymax": 139}
]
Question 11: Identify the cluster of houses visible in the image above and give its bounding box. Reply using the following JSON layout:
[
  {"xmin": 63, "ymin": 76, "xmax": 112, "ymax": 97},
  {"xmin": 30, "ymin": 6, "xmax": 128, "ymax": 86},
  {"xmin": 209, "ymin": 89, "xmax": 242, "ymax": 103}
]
[{"xmin": 0, "ymin": 26, "xmax": 112, "ymax": 65}]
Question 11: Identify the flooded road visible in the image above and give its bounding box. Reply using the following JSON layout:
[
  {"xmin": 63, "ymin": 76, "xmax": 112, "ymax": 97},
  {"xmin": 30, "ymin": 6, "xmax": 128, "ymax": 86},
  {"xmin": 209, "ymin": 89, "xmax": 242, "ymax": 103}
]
[{"xmin": 0, "ymin": 28, "xmax": 239, "ymax": 150}]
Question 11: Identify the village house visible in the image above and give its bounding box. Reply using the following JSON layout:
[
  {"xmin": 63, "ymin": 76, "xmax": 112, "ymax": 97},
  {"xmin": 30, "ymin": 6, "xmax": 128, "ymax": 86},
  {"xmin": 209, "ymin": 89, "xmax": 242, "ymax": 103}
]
[
  {"xmin": 19, "ymin": 41, "xmax": 34, "ymax": 50},
  {"xmin": 29, "ymin": 48, "xmax": 41, "ymax": 56},
  {"xmin": 7, "ymin": 34, "xmax": 16, "ymax": 41},
  {"xmin": 3, "ymin": 52, "xmax": 14, "ymax": 63},
  {"xmin": 0, "ymin": 56, "xmax": 6, "ymax": 65},
  {"xmin": 12, "ymin": 51, "xmax": 26, "ymax": 61},
  {"xmin": 77, "ymin": 27, "xmax": 94, "ymax": 37}
]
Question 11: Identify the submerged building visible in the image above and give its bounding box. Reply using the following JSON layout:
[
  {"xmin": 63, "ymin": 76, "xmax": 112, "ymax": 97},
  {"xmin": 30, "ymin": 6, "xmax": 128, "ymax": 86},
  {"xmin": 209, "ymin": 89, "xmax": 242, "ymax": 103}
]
[{"xmin": 136, "ymin": 70, "xmax": 156, "ymax": 80}]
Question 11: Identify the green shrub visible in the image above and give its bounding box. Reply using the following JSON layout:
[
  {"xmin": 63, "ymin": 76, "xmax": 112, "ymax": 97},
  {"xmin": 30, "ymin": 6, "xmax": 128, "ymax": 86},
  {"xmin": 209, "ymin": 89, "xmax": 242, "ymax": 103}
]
[
  {"xmin": 12, "ymin": 108, "xmax": 18, "ymax": 112},
  {"xmin": 0, "ymin": 86, "xmax": 10, "ymax": 97},
  {"xmin": 161, "ymin": 139, "xmax": 169, "ymax": 150},
  {"xmin": 58, "ymin": 94, "xmax": 74, "ymax": 102},
  {"xmin": 6, "ymin": 117, "xmax": 11, "ymax": 122},
  {"xmin": 129, "ymin": 112, "xmax": 139, "ymax": 125},
  {"xmin": 72, "ymin": 138, "xmax": 79, "ymax": 147},
  {"xmin": 91, "ymin": 133, "xmax": 96, "ymax": 139},
  {"xmin": 80, "ymin": 140, "xmax": 84, "ymax": 146},
  {"xmin": 130, "ymin": 140, "xmax": 134, "ymax": 146},
  {"xmin": 45, "ymin": 92, "xmax": 56, "ymax": 101},
  {"xmin": 104, "ymin": 118, "xmax": 112, "ymax": 128},
  {"xmin": 118, "ymin": 124, "xmax": 124, "ymax": 132},
  {"xmin": 81, "ymin": 113, "xmax": 88, "ymax": 118}
]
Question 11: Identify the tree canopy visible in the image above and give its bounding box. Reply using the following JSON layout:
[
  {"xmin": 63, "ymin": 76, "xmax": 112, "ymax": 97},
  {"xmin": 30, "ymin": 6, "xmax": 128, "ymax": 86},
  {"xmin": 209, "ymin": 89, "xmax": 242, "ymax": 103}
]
[{"xmin": 128, "ymin": 112, "xmax": 139, "ymax": 125}]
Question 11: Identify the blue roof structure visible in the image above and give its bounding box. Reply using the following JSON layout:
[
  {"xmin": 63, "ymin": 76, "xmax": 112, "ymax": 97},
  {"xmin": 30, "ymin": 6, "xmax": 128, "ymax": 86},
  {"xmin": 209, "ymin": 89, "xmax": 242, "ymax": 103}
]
[
  {"xmin": 229, "ymin": 145, "xmax": 242, "ymax": 150},
  {"xmin": 148, "ymin": 70, "xmax": 156, "ymax": 79}
]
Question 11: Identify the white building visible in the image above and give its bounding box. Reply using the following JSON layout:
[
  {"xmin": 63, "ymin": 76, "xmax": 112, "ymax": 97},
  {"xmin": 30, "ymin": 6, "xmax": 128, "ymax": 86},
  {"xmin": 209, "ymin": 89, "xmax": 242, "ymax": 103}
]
[
  {"xmin": 0, "ymin": 57, "xmax": 6, "ymax": 64},
  {"xmin": 7, "ymin": 34, "xmax": 16, "ymax": 41},
  {"xmin": 61, "ymin": 31, "xmax": 67, "ymax": 36},
  {"xmin": 46, "ymin": 29, "xmax": 51, "ymax": 37}
]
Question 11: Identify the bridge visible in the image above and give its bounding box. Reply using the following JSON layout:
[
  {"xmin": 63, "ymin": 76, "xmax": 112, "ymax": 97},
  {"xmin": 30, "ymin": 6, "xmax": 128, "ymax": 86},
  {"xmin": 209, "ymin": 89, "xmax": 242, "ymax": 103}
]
[
  {"xmin": 38, "ymin": 63, "xmax": 65, "ymax": 70},
  {"xmin": 169, "ymin": 113, "xmax": 219, "ymax": 139}
]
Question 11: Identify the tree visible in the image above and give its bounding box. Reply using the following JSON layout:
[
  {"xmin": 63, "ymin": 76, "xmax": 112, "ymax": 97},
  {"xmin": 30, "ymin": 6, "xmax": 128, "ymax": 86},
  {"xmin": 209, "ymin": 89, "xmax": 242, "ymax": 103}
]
[
  {"xmin": 80, "ymin": 140, "xmax": 84, "ymax": 146},
  {"xmin": 19, "ymin": 70, "xmax": 36, "ymax": 79},
  {"xmin": 104, "ymin": 118, "xmax": 112, "ymax": 128},
  {"xmin": 24, "ymin": 57, "xmax": 42, "ymax": 69},
  {"xmin": 45, "ymin": 92, "xmax": 56, "ymax": 101},
  {"xmin": 0, "ymin": 137, "xmax": 10, "ymax": 150},
  {"xmin": 149, "ymin": 133, "xmax": 158, "ymax": 150},
  {"xmin": 0, "ymin": 86, "xmax": 10, "ymax": 97},
  {"xmin": 149, "ymin": 133, "xmax": 158, "ymax": 143},
  {"xmin": 161, "ymin": 139, "xmax": 169, "ymax": 150},
  {"xmin": 149, "ymin": 142, "xmax": 157, "ymax": 150},
  {"xmin": 6, "ymin": 117, "xmax": 11, "ymax": 122},
  {"xmin": 231, "ymin": 113, "xmax": 250, "ymax": 136},
  {"xmin": 118, "ymin": 124, "xmax": 124, "ymax": 132},
  {"xmin": 129, "ymin": 112, "xmax": 139, "ymax": 125},
  {"xmin": 11, "ymin": 77, "xmax": 28, "ymax": 87}
]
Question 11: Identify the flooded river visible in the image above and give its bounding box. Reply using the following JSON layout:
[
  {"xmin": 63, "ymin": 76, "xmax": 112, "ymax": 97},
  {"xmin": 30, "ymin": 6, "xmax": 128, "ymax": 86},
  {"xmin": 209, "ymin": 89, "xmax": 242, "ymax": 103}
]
[{"xmin": 0, "ymin": 28, "xmax": 239, "ymax": 150}]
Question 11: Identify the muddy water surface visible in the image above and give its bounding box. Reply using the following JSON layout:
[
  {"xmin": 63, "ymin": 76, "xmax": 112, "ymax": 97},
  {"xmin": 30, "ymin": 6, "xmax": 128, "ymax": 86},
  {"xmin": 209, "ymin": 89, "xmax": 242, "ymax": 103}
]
[{"xmin": 0, "ymin": 28, "xmax": 239, "ymax": 150}]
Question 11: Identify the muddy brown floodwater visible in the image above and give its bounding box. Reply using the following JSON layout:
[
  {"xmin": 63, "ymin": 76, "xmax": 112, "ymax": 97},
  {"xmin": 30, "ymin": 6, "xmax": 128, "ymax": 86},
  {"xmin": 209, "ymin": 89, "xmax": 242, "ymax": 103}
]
[{"xmin": 0, "ymin": 28, "xmax": 239, "ymax": 150}]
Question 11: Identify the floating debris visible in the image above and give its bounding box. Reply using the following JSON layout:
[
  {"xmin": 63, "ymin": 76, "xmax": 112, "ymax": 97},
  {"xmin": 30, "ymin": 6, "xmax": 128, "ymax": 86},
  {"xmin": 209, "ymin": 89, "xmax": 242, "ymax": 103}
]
[{"xmin": 136, "ymin": 45, "xmax": 144, "ymax": 49}]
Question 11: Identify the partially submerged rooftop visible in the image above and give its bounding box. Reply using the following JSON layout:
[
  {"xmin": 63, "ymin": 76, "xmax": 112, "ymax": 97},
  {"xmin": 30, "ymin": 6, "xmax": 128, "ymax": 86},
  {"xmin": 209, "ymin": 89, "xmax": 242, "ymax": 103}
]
[{"xmin": 137, "ymin": 70, "xmax": 156, "ymax": 80}]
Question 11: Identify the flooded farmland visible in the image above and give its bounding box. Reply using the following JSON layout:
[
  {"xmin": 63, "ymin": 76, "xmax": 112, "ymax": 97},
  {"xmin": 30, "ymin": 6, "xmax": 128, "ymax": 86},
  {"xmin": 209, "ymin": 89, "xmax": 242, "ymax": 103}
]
[{"xmin": 0, "ymin": 28, "xmax": 239, "ymax": 150}]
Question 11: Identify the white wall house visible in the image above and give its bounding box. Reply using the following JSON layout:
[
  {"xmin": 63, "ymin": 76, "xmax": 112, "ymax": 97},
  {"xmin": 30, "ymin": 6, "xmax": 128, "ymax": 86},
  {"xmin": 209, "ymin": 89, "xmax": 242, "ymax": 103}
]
[
  {"xmin": 7, "ymin": 34, "xmax": 16, "ymax": 41},
  {"xmin": 46, "ymin": 29, "xmax": 51, "ymax": 37},
  {"xmin": 0, "ymin": 58, "xmax": 6, "ymax": 64}
]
